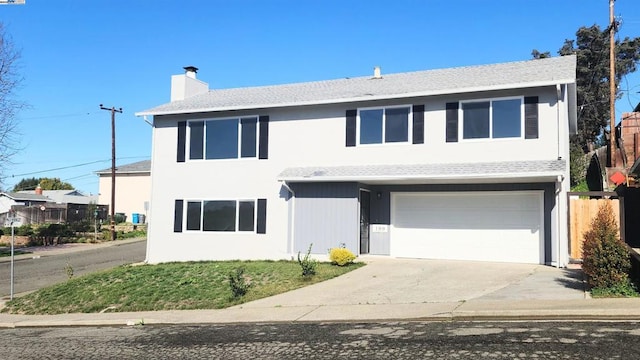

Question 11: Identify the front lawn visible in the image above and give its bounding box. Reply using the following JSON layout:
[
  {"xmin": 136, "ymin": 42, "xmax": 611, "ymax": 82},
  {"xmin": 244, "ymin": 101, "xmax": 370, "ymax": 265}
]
[{"xmin": 2, "ymin": 260, "xmax": 364, "ymax": 315}]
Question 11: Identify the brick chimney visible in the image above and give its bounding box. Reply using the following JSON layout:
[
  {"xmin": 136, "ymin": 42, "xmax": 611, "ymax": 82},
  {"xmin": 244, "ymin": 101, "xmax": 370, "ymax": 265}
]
[
  {"xmin": 35, "ymin": 184, "xmax": 42, "ymax": 195},
  {"xmin": 170, "ymin": 65, "xmax": 209, "ymax": 102}
]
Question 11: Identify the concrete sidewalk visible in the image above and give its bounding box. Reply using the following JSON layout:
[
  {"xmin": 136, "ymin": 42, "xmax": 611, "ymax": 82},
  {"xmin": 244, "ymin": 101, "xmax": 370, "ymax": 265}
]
[{"xmin": 1, "ymin": 255, "xmax": 639, "ymax": 328}]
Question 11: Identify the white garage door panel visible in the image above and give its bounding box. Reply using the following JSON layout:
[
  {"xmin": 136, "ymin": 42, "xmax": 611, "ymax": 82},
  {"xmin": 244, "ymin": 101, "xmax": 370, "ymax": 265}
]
[{"xmin": 391, "ymin": 192, "xmax": 543, "ymax": 264}]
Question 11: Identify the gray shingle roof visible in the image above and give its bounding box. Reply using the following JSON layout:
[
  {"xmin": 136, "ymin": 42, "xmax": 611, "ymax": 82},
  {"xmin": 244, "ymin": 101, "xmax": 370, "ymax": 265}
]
[
  {"xmin": 137, "ymin": 56, "xmax": 576, "ymax": 116},
  {"xmin": 96, "ymin": 160, "xmax": 151, "ymax": 175},
  {"xmin": 277, "ymin": 160, "xmax": 566, "ymax": 182},
  {"xmin": 13, "ymin": 190, "xmax": 98, "ymax": 205},
  {"xmin": 0, "ymin": 192, "xmax": 52, "ymax": 202}
]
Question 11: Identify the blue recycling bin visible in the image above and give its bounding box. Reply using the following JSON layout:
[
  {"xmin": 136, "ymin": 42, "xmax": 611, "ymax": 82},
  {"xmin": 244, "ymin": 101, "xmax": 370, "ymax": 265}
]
[{"xmin": 132, "ymin": 213, "xmax": 139, "ymax": 224}]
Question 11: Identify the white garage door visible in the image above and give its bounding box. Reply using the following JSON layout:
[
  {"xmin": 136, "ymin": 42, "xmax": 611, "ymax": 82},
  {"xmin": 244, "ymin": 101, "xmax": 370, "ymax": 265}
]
[{"xmin": 391, "ymin": 191, "xmax": 543, "ymax": 264}]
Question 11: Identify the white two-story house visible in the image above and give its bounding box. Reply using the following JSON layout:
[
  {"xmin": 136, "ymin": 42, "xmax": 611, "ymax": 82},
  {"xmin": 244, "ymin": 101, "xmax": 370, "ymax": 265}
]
[{"xmin": 137, "ymin": 56, "xmax": 577, "ymax": 267}]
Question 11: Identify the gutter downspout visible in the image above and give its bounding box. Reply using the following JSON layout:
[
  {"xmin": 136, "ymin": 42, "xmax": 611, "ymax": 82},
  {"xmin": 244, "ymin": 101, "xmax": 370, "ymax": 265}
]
[
  {"xmin": 556, "ymin": 175, "xmax": 563, "ymax": 268},
  {"xmin": 556, "ymin": 84, "xmax": 563, "ymax": 268},
  {"xmin": 556, "ymin": 84, "xmax": 562, "ymax": 161},
  {"xmin": 281, "ymin": 181, "xmax": 296, "ymax": 257}
]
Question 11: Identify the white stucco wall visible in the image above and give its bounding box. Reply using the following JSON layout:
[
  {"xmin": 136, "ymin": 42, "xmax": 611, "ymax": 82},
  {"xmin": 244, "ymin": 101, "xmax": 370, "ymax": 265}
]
[
  {"xmin": 98, "ymin": 173, "xmax": 151, "ymax": 223},
  {"xmin": 0, "ymin": 197, "xmax": 15, "ymax": 214},
  {"xmin": 146, "ymin": 86, "xmax": 572, "ymax": 264}
]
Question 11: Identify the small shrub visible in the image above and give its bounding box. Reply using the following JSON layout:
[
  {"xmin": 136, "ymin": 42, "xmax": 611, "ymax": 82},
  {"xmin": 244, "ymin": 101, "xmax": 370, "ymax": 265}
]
[
  {"xmin": 590, "ymin": 279, "xmax": 639, "ymax": 298},
  {"xmin": 329, "ymin": 247, "xmax": 356, "ymax": 266},
  {"xmin": 298, "ymin": 243, "xmax": 317, "ymax": 277},
  {"xmin": 64, "ymin": 260, "xmax": 74, "ymax": 279},
  {"xmin": 14, "ymin": 224, "xmax": 34, "ymax": 237},
  {"xmin": 582, "ymin": 202, "xmax": 631, "ymax": 290},
  {"xmin": 114, "ymin": 213, "xmax": 127, "ymax": 224},
  {"xmin": 228, "ymin": 268, "xmax": 251, "ymax": 298}
]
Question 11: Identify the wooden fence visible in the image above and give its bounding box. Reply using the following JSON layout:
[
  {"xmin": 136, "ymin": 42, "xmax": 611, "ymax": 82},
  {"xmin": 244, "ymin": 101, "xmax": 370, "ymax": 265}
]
[{"xmin": 569, "ymin": 197, "xmax": 620, "ymax": 259}]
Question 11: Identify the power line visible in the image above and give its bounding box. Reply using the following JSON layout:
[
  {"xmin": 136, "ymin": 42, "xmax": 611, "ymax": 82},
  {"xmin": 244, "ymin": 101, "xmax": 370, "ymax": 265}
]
[
  {"xmin": 62, "ymin": 173, "xmax": 96, "ymax": 182},
  {"xmin": 1, "ymin": 155, "xmax": 150, "ymax": 180},
  {"xmin": 18, "ymin": 112, "xmax": 94, "ymax": 120},
  {"xmin": 6, "ymin": 159, "xmax": 111, "ymax": 178}
]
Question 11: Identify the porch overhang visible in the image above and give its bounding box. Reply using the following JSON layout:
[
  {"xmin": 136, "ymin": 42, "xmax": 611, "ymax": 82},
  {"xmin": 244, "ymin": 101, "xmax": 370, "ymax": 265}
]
[{"xmin": 277, "ymin": 160, "xmax": 566, "ymax": 185}]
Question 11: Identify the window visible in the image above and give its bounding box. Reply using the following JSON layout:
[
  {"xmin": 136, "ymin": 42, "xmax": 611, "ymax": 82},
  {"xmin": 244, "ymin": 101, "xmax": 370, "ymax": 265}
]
[
  {"xmin": 185, "ymin": 199, "xmax": 256, "ymax": 232},
  {"xmin": 188, "ymin": 116, "xmax": 258, "ymax": 160},
  {"xmin": 461, "ymin": 98, "xmax": 522, "ymax": 140},
  {"xmin": 358, "ymin": 106, "xmax": 410, "ymax": 144}
]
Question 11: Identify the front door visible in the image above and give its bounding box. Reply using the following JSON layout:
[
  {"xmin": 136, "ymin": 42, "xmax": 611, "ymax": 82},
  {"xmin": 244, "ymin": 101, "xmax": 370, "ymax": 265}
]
[{"xmin": 359, "ymin": 190, "xmax": 370, "ymax": 254}]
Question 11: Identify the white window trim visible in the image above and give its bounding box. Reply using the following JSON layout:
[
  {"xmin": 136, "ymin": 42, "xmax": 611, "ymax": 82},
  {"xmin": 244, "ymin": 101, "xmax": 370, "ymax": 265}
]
[
  {"xmin": 186, "ymin": 116, "xmax": 259, "ymax": 161},
  {"xmin": 356, "ymin": 105, "xmax": 413, "ymax": 146},
  {"xmin": 459, "ymin": 96, "xmax": 524, "ymax": 142},
  {"xmin": 183, "ymin": 199, "xmax": 257, "ymax": 233}
]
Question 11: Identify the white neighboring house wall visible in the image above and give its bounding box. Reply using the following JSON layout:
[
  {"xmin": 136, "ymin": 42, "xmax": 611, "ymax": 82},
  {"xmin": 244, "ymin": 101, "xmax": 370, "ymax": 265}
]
[
  {"xmin": 0, "ymin": 196, "xmax": 16, "ymax": 214},
  {"xmin": 138, "ymin": 57, "xmax": 576, "ymax": 266},
  {"xmin": 97, "ymin": 161, "xmax": 151, "ymax": 223}
]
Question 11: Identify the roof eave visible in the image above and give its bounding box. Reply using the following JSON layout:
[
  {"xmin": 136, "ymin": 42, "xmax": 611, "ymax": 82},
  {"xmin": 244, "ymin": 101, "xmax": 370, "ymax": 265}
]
[
  {"xmin": 277, "ymin": 172, "xmax": 564, "ymax": 183},
  {"xmin": 135, "ymin": 79, "xmax": 575, "ymax": 117}
]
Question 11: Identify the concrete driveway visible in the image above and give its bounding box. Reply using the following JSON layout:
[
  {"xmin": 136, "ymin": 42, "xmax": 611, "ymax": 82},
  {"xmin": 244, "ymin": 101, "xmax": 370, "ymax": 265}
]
[{"xmin": 238, "ymin": 257, "xmax": 586, "ymax": 309}]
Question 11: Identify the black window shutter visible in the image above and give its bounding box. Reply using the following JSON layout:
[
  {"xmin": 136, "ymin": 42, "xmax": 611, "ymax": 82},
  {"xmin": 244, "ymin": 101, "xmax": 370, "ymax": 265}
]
[
  {"xmin": 524, "ymin": 96, "xmax": 539, "ymax": 139},
  {"xmin": 177, "ymin": 121, "xmax": 186, "ymax": 162},
  {"xmin": 346, "ymin": 109, "xmax": 357, "ymax": 147},
  {"xmin": 256, "ymin": 199, "xmax": 267, "ymax": 234},
  {"xmin": 412, "ymin": 104, "xmax": 425, "ymax": 144},
  {"xmin": 174, "ymin": 200, "xmax": 184, "ymax": 233},
  {"xmin": 445, "ymin": 102, "xmax": 459, "ymax": 142},
  {"xmin": 259, "ymin": 116, "xmax": 269, "ymax": 159}
]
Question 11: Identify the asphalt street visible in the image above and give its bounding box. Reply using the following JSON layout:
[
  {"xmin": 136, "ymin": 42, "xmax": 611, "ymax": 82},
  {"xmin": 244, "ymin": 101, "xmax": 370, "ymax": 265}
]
[
  {"xmin": 0, "ymin": 240, "xmax": 146, "ymax": 297},
  {"xmin": 1, "ymin": 321, "xmax": 639, "ymax": 359}
]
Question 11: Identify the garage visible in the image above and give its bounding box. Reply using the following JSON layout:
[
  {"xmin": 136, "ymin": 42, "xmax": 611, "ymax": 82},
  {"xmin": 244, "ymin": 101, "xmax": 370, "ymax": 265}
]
[{"xmin": 391, "ymin": 191, "xmax": 544, "ymax": 264}]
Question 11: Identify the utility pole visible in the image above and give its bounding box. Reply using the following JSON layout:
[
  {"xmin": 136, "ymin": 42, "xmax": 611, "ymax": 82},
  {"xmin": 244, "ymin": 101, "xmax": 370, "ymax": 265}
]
[
  {"xmin": 100, "ymin": 104, "xmax": 122, "ymax": 241},
  {"xmin": 609, "ymin": 0, "xmax": 617, "ymax": 167}
]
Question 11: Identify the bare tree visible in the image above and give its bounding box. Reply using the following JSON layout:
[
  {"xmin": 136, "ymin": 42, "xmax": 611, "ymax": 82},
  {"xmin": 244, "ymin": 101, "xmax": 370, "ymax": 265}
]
[{"xmin": 0, "ymin": 23, "xmax": 24, "ymax": 187}]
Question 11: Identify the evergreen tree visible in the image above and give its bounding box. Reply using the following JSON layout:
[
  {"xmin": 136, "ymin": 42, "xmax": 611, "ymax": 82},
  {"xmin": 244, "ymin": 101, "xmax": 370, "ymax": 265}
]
[
  {"xmin": 12, "ymin": 177, "xmax": 74, "ymax": 191},
  {"xmin": 534, "ymin": 25, "xmax": 640, "ymax": 149}
]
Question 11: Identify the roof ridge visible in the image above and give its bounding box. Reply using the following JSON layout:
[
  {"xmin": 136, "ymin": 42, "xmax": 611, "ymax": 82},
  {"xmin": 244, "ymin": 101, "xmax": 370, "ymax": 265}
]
[{"xmin": 203, "ymin": 55, "xmax": 576, "ymax": 94}]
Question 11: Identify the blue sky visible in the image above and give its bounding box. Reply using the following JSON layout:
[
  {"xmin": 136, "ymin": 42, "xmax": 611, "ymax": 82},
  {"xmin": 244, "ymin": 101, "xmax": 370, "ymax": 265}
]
[{"xmin": 0, "ymin": 0, "xmax": 638, "ymax": 195}]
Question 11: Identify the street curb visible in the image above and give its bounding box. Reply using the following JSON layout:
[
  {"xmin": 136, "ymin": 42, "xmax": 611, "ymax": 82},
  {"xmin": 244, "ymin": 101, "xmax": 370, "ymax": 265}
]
[
  {"xmin": 2, "ymin": 298, "xmax": 640, "ymax": 328},
  {"xmin": 3, "ymin": 314, "xmax": 640, "ymax": 329}
]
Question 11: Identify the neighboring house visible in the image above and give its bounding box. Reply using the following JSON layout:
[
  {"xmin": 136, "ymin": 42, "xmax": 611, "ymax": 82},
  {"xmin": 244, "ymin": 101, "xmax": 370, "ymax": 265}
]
[
  {"xmin": 96, "ymin": 160, "xmax": 151, "ymax": 223},
  {"xmin": 19, "ymin": 189, "xmax": 107, "ymax": 223},
  {"xmin": 6, "ymin": 188, "xmax": 107, "ymax": 225},
  {"xmin": 137, "ymin": 56, "xmax": 577, "ymax": 266},
  {"xmin": 0, "ymin": 191, "xmax": 56, "ymax": 225}
]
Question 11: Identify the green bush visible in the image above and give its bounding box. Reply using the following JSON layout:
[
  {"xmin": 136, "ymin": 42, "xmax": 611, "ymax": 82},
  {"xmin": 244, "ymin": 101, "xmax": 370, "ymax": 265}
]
[
  {"xmin": 228, "ymin": 268, "xmax": 251, "ymax": 298},
  {"xmin": 329, "ymin": 247, "xmax": 356, "ymax": 266},
  {"xmin": 590, "ymin": 279, "xmax": 639, "ymax": 298},
  {"xmin": 114, "ymin": 213, "xmax": 126, "ymax": 224},
  {"xmin": 297, "ymin": 243, "xmax": 317, "ymax": 277},
  {"xmin": 569, "ymin": 140, "xmax": 588, "ymax": 187},
  {"xmin": 582, "ymin": 201, "xmax": 631, "ymax": 290},
  {"xmin": 14, "ymin": 224, "xmax": 34, "ymax": 237},
  {"xmin": 119, "ymin": 230, "xmax": 146, "ymax": 239},
  {"xmin": 69, "ymin": 221, "xmax": 92, "ymax": 233}
]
